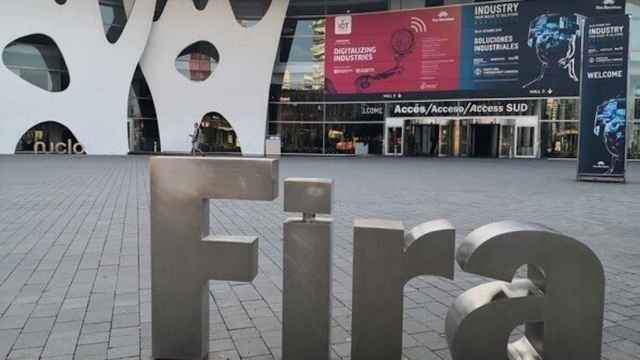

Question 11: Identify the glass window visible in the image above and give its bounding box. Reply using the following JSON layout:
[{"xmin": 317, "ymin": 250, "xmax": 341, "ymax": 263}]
[
  {"xmin": 128, "ymin": 97, "xmax": 157, "ymax": 119},
  {"xmin": 175, "ymin": 42, "xmax": 220, "ymax": 82},
  {"xmin": 325, "ymin": 103, "xmax": 385, "ymax": 122},
  {"xmin": 154, "ymin": 0, "xmax": 167, "ymax": 21},
  {"xmin": 424, "ymin": 0, "xmax": 444, "ymax": 7},
  {"xmin": 326, "ymin": 0, "xmax": 388, "ymax": 14},
  {"xmin": 632, "ymin": 73, "xmax": 639, "ymax": 120},
  {"xmin": 279, "ymin": 36, "xmax": 324, "ymax": 63},
  {"xmin": 287, "ymin": 0, "xmax": 326, "ymax": 16},
  {"xmin": 631, "ymin": 10, "xmax": 639, "ymax": 121},
  {"xmin": 272, "ymin": 22, "xmax": 325, "ymax": 102},
  {"xmin": 270, "ymin": 123, "xmax": 324, "ymax": 153},
  {"xmin": 128, "ymin": 66, "xmax": 160, "ymax": 152},
  {"xmin": 269, "ymin": 103, "xmax": 324, "ymax": 122},
  {"xmin": 129, "ymin": 119, "xmax": 161, "ymax": 152},
  {"xmin": 628, "ymin": 5, "xmax": 639, "ymax": 50},
  {"xmin": 2, "ymin": 34, "xmax": 69, "ymax": 92},
  {"xmin": 193, "ymin": 0, "xmax": 208, "ymax": 10},
  {"xmin": 325, "ymin": 123, "xmax": 384, "ymax": 155},
  {"xmin": 99, "ymin": 0, "xmax": 129, "ymax": 43},
  {"xmin": 283, "ymin": 18, "xmax": 326, "ymax": 37},
  {"xmin": 540, "ymin": 122, "xmax": 579, "ymax": 158},
  {"xmin": 129, "ymin": 66, "xmax": 156, "ymax": 120},
  {"xmin": 630, "ymin": 122, "xmax": 640, "ymax": 159},
  {"xmin": 500, "ymin": 125, "xmax": 515, "ymax": 158},
  {"xmin": 230, "ymin": 0, "xmax": 272, "ymax": 26},
  {"xmin": 540, "ymin": 99, "xmax": 580, "ymax": 120}
]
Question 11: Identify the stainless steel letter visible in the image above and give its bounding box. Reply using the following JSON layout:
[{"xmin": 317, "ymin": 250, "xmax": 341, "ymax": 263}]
[
  {"xmin": 283, "ymin": 178, "xmax": 333, "ymax": 360},
  {"xmin": 150, "ymin": 157, "xmax": 278, "ymax": 360},
  {"xmin": 446, "ymin": 221, "xmax": 605, "ymax": 360},
  {"xmin": 351, "ymin": 219, "xmax": 455, "ymax": 360}
]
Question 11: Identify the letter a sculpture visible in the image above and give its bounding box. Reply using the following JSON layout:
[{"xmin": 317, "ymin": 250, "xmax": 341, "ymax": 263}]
[
  {"xmin": 446, "ymin": 221, "xmax": 605, "ymax": 360},
  {"xmin": 150, "ymin": 157, "xmax": 278, "ymax": 360}
]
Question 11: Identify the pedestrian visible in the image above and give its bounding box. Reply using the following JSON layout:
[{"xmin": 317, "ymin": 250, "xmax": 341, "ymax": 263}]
[{"xmin": 189, "ymin": 122, "xmax": 204, "ymax": 155}]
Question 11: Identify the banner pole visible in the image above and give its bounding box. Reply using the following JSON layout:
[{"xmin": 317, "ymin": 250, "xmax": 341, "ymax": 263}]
[
  {"xmin": 624, "ymin": 14, "xmax": 631, "ymax": 183},
  {"xmin": 577, "ymin": 15, "xmax": 587, "ymax": 181}
]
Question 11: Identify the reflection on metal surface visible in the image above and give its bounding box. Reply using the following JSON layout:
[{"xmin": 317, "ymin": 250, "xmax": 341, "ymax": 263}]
[
  {"xmin": 351, "ymin": 219, "xmax": 455, "ymax": 360},
  {"xmin": 148, "ymin": 158, "xmax": 606, "ymax": 359},
  {"xmin": 283, "ymin": 178, "xmax": 333, "ymax": 360},
  {"xmin": 150, "ymin": 157, "xmax": 278, "ymax": 360},
  {"xmin": 446, "ymin": 221, "xmax": 605, "ymax": 360}
]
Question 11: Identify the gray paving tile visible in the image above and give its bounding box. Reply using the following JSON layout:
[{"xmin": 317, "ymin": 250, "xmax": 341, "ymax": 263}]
[{"xmin": 0, "ymin": 156, "xmax": 639, "ymax": 359}]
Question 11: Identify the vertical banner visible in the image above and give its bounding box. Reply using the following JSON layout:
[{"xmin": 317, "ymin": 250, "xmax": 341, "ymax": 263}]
[{"xmin": 578, "ymin": 15, "xmax": 630, "ymax": 182}]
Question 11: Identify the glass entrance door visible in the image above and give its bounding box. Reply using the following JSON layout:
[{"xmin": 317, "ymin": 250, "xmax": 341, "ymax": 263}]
[
  {"xmin": 406, "ymin": 124, "xmax": 439, "ymax": 156},
  {"xmin": 499, "ymin": 120, "xmax": 516, "ymax": 158},
  {"xmin": 515, "ymin": 118, "xmax": 539, "ymax": 158},
  {"xmin": 386, "ymin": 127, "xmax": 403, "ymax": 156},
  {"xmin": 439, "ymin": 123, "xmax": 453, "ymax": 156},
  {"xmin": 516, "ymin": 127, "xmax": 536, "ymax": 157}
]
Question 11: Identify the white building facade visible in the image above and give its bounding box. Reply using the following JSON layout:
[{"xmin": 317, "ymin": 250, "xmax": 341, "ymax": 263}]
[
  {"xmin": 0, "ymin": 0, "xmax": 288, "ymax": 156},
  {"xmin": 0, "ymin": 0, "xmax": 639, "ymax": 158}
]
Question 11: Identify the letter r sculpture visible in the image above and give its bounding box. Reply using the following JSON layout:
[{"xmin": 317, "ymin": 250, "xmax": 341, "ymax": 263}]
[
  {"xmin": 150, "ymin": 157, "xmax": 278, "ymax": 360},
  {"xmin": 283, "ymin": 178, "xmax": 333, "ymax": 360},
  {"xmin": 351, "ymin": 219, "xmax": 455, "ymax": 360}
]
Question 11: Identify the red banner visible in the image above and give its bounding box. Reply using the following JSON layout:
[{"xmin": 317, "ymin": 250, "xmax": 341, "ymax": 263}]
[{"xmin": 325, "ymin": 8, "xmax": 462, "ymax": 96}]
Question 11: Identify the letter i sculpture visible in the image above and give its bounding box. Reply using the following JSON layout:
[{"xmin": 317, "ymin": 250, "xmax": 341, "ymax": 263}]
[{"xmin": 283, "ymin": 178, "xmax": 333, "ymax": 360}]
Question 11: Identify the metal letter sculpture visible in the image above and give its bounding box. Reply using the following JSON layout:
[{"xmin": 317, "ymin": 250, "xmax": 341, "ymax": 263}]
[
  {"xmin": 150, "ymin": 157, "xmax": 278, "ymax": 360},
  {"xmin": 351, "ymin": 219, "xmax": 455, "ymax": 360},
  {"xmin": 149, "ymin": 159, "xmax": 607, "ymax": 359},
  {"xmin": 446, "ymin": 221, "xmax": 605, "ymax": 360},
  {"xmin": 282, "ymin": 178, "xmax": 333, "ymax": 360}
]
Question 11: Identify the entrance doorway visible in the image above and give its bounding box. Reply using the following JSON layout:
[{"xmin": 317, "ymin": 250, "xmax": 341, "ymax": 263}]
[
  {"xmin": 385, "ymin": 117, "xmax": 539, "ymax": 158},
  {"xmin": 15, "ymin": 121, "xmax": 83, "ymax": 154},
  {"xmin": 471, "ymin": 124, "xmax": 500, "ymax": 158},
  {"xmin": 406, "ymin": 124, "xmax": 439, "ymax": 157},
  {"xmin": 195, "ymin": 112, "xmax": 241, "ymax": 154},
  {"xmin": 516, "ymin": 123, "xmax": 537, "ymax": 158},
  {"xmin": 464, "ymin": 117, "xmax": 539, "ymax": 159},
  {"xmin": 386, "ymin": 127, "xmax": 403, "ymax": 156},
  {"xmin": 385, "ymin": 118, "xmax": 405, "ymax": 156}
]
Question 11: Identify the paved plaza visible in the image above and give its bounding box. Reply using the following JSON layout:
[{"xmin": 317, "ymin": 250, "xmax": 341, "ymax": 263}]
[{"xmin": 0, "ymin": 155, "xmax": 639, "ymax": 360}]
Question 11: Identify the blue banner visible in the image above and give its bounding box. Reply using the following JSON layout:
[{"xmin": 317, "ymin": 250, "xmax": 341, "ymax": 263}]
[{"xmin": 578, "ymin": 15, "xmax": 630, "ymax": 181}]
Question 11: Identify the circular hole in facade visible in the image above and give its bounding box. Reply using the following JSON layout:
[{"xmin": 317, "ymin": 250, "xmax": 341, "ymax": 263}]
[{"xmin": 176, "ymin": 41, "xmax": 220, "ymax": 82}]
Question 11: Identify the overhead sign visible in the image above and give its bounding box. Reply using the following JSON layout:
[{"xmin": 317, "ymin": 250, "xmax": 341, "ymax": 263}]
[
  {"xmin": 324, "ymin": 0, "xmax": 623, "ymax": 101},
  {"xmin": 578, "ymin": 15, "xmax": 630, "ymax": 182},
  {"xmin": 325, "ymin": 7, "xmax": 463, "ymax": 97},
  {"xmin": 390, "ymin": 100, "xmax": 536, "ymax": 118}
]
